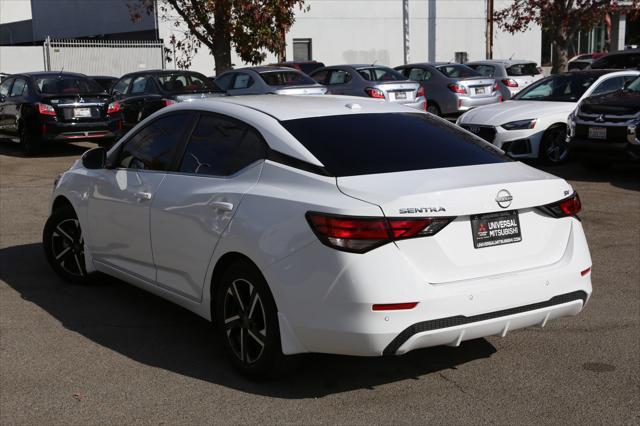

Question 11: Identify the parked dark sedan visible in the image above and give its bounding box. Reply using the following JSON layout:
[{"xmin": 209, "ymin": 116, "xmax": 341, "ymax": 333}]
[
  {"xmin": 309, "ymin": 64, "xmax": 425, "ymax": 110},
  {"xmin": 90, "ymin": 75, "xmax": 118, "ymax": 92},
  {"xmin": 589, "ymin": 49, "xmax": 640, "ymax": 70},
  {"xmin": 0, "ymin": 72, "xmax": 123, "ymax": 154},
  {"xmin": 111, "ymin": 70, "xmax": 224, "ymax": 130}
]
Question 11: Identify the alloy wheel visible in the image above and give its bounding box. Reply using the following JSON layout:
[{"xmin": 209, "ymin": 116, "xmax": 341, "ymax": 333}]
[
  {"xmin": 223, "ymin": 278, "xmax": 267, "ymax": 364},
  {"xmin": 545, "ymin": 130, "xmax": 569, "ymax": 163},
  {"xmin": 50, "ymin": 218, "xmax": 85, "ymax": 277}
]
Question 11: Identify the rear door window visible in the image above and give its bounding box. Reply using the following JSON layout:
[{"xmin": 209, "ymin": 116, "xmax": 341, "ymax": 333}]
[
  {"xmin": 130, "ymin": 76, "xmax": 150, "ymax": 94},
  {"xmin": 327, "ymin": 70, "xmax": 352, "ymax": 85},
  {"xmin": 280, "ymin": 113, "xmax": 508, "ymax": 177},
  {"xmin": 178, "ymin": 114, "xmax": 266, "ymax": 176},
  {"xmin": 310, "ymin": 69, "xmax": 328, "ymax": 84},
  {"xmin": 232, "ymin": 73, "xmax": 254, "ymax": 89},
  {"xmin": 406, "ymin": 68, "xmax": 431, "ymax": 81},
  {"xmin": 357, "ymin": 67, "xmax": 404, "ymax": 81},
  {"xmin": 112, "ymin": 77, "xmax": 132, "ymax": 95},
  {"xmin": 0, "ymin": 78, "xmax": 14, "ymax": 97},
  {"xmin": 436, "ymin": 65, "xmax": 479, "ymax": 78},
  {"xmin": 9, "ymin": 78, "xmax": 26, "ymax": 97},
  {"xmin": 469, "ymin": 64, "xmax": 495, "ymax": 77},
  {"xmin": 214, "ymin": 73, "xmax": 235, "ymax": 90},
  {"xmin": 259, "ymin": 71, "xmax": 316, "ymax": 86},
  {"xmin": 507, "ymin": 63, "xmax": 540, "ymax": 76}
]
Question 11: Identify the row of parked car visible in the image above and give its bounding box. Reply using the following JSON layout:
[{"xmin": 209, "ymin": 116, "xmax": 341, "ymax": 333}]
[{"xmin": 0, "ymin": 49, "xmax": 638, "ymax": 166}]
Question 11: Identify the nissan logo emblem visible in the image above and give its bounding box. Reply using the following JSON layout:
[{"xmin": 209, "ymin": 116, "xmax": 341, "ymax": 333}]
[{"xmin": 495, "ymin": 189, "xmax": 513, "ymax": 209}]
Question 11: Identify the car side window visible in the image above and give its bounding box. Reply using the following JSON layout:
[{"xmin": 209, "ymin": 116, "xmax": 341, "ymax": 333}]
[
  {"xmin": 233, "ymin": 73, "xmax": 254, "ymax": 89},
  {"xmin": 130, "ymin": 76, "xmax": 149, "ymax": 95},
  {"xmin": 112, "ymin": 77, "xmax": 132, "ymax": 95},
  {"xmin": 471, "ymin": 65, "xmax": 494, "ymax": 77},
  {"xmin": 214, "ymin": 73, "xmax": 235, "ymax": 90},
  {"xmin": 9, "ymin": 78, "xmax": 26, "ymax": 97},
  {"xmin": 327, "ymin": 70, "xmax": 351, "ymax": 85},
  {"xmin": 178, "ymin": 113, "xmax": 267, "ymax": 176},
  {"xmin": 0, "ymin": 78, "xmax": 14, "ymax": 97},
  {"xmin": 117, "ymin": 113, "xmax": 191, "ymax": 171},
  {"xmin": 591, "ymin": 77, "xmax": 623, "ymax": 96},
  {"xmin": 310, "ymin": 69, "xmax": 328, "ymax": 84},
  {"xmin": 407, "ymin": 68, "xmax": 431, "ymax": 81}
]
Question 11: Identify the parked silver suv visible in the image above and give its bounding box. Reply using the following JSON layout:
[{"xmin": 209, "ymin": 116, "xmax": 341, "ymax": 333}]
[{"xmin": 395, "ymin": 62, "xmax": 502, "ymax": 117}]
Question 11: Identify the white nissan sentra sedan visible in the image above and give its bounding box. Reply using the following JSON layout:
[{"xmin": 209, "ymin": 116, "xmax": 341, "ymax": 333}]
[{"xmin": 43, "ymin": 95, "xmax": 592, "ymax": 377}]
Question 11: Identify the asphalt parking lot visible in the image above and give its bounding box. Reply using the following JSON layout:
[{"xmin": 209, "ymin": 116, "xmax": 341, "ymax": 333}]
[{"xmin": 1, "ymin": 141, "xmax": 638, "ymax": 425}]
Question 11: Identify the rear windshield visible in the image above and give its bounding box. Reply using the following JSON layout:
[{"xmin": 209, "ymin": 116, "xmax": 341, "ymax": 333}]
[
  {"xmin": 35, "ymin": 76, "xmax": 104, "ymax": 95},
  {"xmin": 156, "ymin": 73, "xmax": 216, "ymax": 93},
  {"xmin": 356, "ymin": 67, "xmax": 405, "ymax": 81},
  {"xmin": 514, "ymin": 73, "xmax": 601, "ymax": 102},
  {"xmin": 259, "ymin": 71, "xmax": 316, "ymax": 86},
  {"xmin": 436, "ymin": 65, "xmax": 479, "ymax": 78},
  {"xmin": 280, "ymin": 113, "xmax": 508, "ymax": 177},
  {"xmin": 507, "ymin": 63, "xmax": 540, "ymax": 76}
]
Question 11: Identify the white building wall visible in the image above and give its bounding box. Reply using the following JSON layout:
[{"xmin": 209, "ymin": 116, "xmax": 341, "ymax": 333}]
[
  {"xmin": 0, "ymin": 46, "xmax": 44, "ymax": 73},
  {"xmin": 159, "ymin": 0, "xmax": 542, "ymax": 76}
]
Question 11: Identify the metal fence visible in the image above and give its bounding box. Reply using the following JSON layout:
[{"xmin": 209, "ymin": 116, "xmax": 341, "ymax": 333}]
[{"xmin": 43, "ymin": 37, "xmax": 164, "ymax": 76}]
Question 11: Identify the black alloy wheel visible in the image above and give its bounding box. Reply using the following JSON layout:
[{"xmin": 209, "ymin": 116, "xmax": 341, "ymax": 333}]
[
  {"xmin": 215, "ymin": 260, "xmax": 285, "ymax": 378},
  {"xmin": 540, "ymin": 126, "xmax": 570, "ymax": 164},
  {"xmin": 43, "ymin": 205, "xmax": 88, "ymax": 284}
]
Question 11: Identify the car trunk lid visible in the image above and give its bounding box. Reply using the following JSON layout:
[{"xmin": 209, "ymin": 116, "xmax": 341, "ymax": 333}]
[
  {"xmin": 273, "ymin": 85, "xmax": 328, "ymax": 95},
  {"xmin": 456, "ymin": 77, "xmax": 496, "ymax": 98},
  {"xmin": 336, "ymin": 162, "xmax": 575, "ymax": 283},
  {"xmin": 44, "ymin": 94, "xmax": 110, "ymax": 122},
  {"xmin": 373, "ymin": 81, "xmax": 420, "ymax": 103}
]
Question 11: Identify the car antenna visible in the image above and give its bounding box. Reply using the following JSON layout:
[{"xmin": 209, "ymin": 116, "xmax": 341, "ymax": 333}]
[
  {"xmin": 371, "ymin": 60, "xmax": 377, "ymax": 66},
  {"xmin": 57, "ymin": 66, "xmax": 64, "ymax": 78},
  {"xmin": 508, "ymin": 53, "xmax": 515, "ymax": 60}
]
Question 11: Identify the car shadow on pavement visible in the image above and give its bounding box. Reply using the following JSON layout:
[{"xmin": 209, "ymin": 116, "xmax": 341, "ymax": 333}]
[
  {"xmin": 532, "ymin": 161, "xmax": 640, "ymax": 192},
  {"xmin": 0, "ymin": 243, "xmax": 496, "ymax": 398},
  {"xmin": 0, "ymin": 140, "xmax": 91, "ymax": 158}
]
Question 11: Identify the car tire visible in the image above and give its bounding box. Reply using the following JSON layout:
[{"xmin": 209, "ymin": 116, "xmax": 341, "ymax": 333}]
[
  {"xmin": 20, "ymin": 124, "xmax": 42, "ymax": 156},
  {"xmin": 426, "ymin": 103, "xmax": 441, "ymax": 116},
  {"xmin": 540, "ymin": 125, "xmax": 569, "ymax": 165},
  {"xmin": 43, "ymin": 205, "xmax": 90, "ymax": 284},
  {"xmin": 214, "ymin": 260, "xmax": 286, "ymax": 379}
]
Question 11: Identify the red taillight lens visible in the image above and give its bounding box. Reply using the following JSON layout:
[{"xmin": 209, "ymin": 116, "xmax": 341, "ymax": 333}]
[
  {"xmin": 365, "ymin": 87, "xmax": 385, "ymax": 99},
  {"xmin": 416, "ymin": 86, "xmax": 425, "ymax": 98},
  {"xmin": 447, "ymin": 83, "xmax": 467, "ymax": 95},
  {"xmin": 163, "ymin": 99, "xmax": 176, "ymax": 107},
  {"xmin": 107, "ymin": 101, "xmax": 120, "ymax": 114},
  {"xmin": 306, "ymin": 213, "xmax": 454, "ymax": 253},
  {"xmin": 501, "ymin": 78, "xmax": 518, "ymax": 88},
  {"xmin": 37, "ymin": 103, "xmax": 56, "ymax": 116},
  {"xmin": 539, "ymin": 193, "xmax": 582, "ymax": 218},
  {"xmin": 372, "ymin": 302, "xmax": 418, "ymax": 311}
]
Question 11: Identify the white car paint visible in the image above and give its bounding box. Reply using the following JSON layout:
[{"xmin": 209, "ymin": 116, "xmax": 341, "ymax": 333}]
[
  {"xmin": 457, "ymin": 70, "xmax": 640, "ymax": 160},
  {"xmin": 48, "ymin": 95, "xmax": 593, "ymax": 360}
]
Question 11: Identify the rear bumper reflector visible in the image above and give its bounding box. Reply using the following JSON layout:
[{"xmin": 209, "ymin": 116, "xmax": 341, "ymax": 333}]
[
  {"xmin": 372, "ymin": 302, "xmax": 418, "ymax": 311},
  {"xmin": 581, "ymin": 267, "xmax": 591, "ymax": 276},
  {"xmin": 382, "ymin": 290, "xmax": 588, "ymax": 355}
]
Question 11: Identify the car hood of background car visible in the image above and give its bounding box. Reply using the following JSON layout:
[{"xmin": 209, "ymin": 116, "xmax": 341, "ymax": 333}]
[
  {"xmin": 580, "ymin": 90, "xmax": 640, "ymax": 115},
  {"xmin": 459, "ymin": 100, "xmax": 577, "ymax": 125}
]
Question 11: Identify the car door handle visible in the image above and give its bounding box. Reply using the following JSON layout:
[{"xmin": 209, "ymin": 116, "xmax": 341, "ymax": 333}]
[
  {"xmin": 135, "ymin": 191, "xmax": 152, "ymax": 202},
  {"xmin": 210, "ymin": 201, "xmax": 233, "ymax": 212}
]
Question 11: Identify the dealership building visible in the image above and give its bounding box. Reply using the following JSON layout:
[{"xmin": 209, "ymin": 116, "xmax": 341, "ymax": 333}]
[{"xmin": 0, "ymin": 0, "xmax": 637, "ymax": 76}]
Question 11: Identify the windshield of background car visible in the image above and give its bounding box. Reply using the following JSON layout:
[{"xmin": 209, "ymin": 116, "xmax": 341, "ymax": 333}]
[
  {"xmin": 514, "ymin": 74, "xmax": 600, "ymax": 102},
  {"xmin": 35, "ymin": 76, "xmax": 105, "ymax": 94},
  {"xmin": 507, "ymin": 63, "xmax": 541, "ymax": 76},
  {"xmin": 156, "ymin": 73, "xmax": 215, "ymax": 93},
  {"xmin": 280, "ymin": 113, "xmax": 508, "ymax": 177},
  {"xmin": 436, "ymin": 65, "xmax": 479, "ymax": 78},
  {"xmin": 259, "ymin": 71, "xmax": 316, "ymax": 86},
  {"xmin": 356, "ymin": 67, "xmax": 405, "ymax": 81},
  {"xmin": 626, "ymin": 77, "xmax": 640, "ymax": 92}
]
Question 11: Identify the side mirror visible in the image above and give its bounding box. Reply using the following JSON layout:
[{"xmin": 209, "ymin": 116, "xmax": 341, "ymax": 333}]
[{"xmin": 81, "ymin": 147, "xmax": 106, "ymax": 169}]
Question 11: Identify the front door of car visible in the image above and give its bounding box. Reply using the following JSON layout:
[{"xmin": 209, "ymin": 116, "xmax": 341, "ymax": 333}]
[
  {"xmin": 86, "ymin": 112, "xmax": 195, "ymax": 281},
  {"xmin": 120, "ymin": 75, "xmax": 155, "ymax": 129},
  {"xmin": 4, "ymin": 77, "xmax": 27, "ymax": 137},
  {"xmin": 0, "ymin": 77, "xmax": 14, "ymax": 137},
  {"xmin": 149, "ymin": 112, "xmax": 266, "ymax": 300}
]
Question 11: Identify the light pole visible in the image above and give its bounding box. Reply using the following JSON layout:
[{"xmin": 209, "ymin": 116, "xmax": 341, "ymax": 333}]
[{"xmin": 403, "ymin": 0, "xmax": 410, "ymax": 64}]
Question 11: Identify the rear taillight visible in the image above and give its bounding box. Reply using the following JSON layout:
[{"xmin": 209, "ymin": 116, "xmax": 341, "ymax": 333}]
[
  {"xmin": 163, "ymin": 99, "xmax": 176, "ymax": 107},
  {"xmin": 416, "ymin": 86, "xmax": 425, "ymax": 98},
  {"xmin": 306, "ymin": 212, "xmax": 455, "ymax": 253},
  {"xmin": 447, "ymin": 83, "xmax": 467, "ymax": 95},
  {"xmin": 37, "ymin": 103, "xmax": 56, "ymax": 116},
  {"xmin": 107, "ymin": 101, "xmax": 120, "ymax": 114},
  {"xmin": 365, "ymin": 88, "xmax": 385, "ymax": 99},
  {"xmin": 538, "ymin": 193, "xmax": 582, "ymax": 218},
  {"xmin": 502, "ymin": 78, "xmax": 518, "ymax": 88}
]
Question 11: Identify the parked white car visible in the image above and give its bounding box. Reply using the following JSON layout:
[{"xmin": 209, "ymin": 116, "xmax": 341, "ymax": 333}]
[
  {"xmin": 44, "ymin": 95, "xmax": 592, "ymax": 378},
  {"xmin": 457, "ymin": 69, "xmax": 640, "ymax": 163},
  {"xmin": 466, "ymin": 59, "xmax": 544, "ymax": 97}
]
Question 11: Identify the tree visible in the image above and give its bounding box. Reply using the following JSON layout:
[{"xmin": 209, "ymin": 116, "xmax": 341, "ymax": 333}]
[
  {"xmin": 129, "ymin": 0, "xmax": 308, "ymax": 75},
  {"xmin": 493, "ymin": 0, "xmax": 640, "ymax": 73}
]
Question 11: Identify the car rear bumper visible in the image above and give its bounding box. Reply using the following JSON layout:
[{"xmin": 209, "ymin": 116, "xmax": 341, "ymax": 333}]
[
  {"xmin": 42, "ymin": 119, "xmax": 122, "ymax": 143},
  {"xmin": 456, "ymin": 93, "xmax": 502, "ymax": 112},
  {"xmin": 266, "ymin": 219, "xmax": 592, "ymax": 356},
  {"xmin": 570, "ymin": 138, "xmax": 640, "ymax": 162}
]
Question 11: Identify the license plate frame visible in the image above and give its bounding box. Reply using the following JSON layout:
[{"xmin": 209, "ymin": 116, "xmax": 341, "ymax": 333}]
[
  {"xmin": 394, "ymin": 91, "xmax": 407, "ymax": 100},
  {"xmin": 471, "ymin": 210, "xmax": 522, "ymax": 249},
  {"xmin": 74, "ymin": 107, "xmax": 92, "ymax": 118},
  {"xmin": 474, "ymin": 87, "xmax": 486, "ymax": 95},
  {"xmin": 588, "ymin": 126, "xmax": 607, "ymax": 140}
]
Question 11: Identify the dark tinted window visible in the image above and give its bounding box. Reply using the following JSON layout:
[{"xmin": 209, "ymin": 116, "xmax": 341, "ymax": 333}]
[
  {"xmin": 35, "ymin": 76, "xmax": 103, "ymax": 94},
  {"xmin": 130, "ymin": 76, "xmax": 150, "ymax": 94},
  {"xmin": 515, "ymin": 73, "xmax": 601, "ymax": 102},
  {"xmin": 436, "ymin": 65, "xmax": 479, "ymax": 78},
  {"xmin": 9, "ymin": 78, "xmax": 26, "ymax": 97},
  {"xmin": 179, "ymin": 114, "xmax": 266, "ymax": 176},
  {"xmin": 156, "ymin": 73, "xmax": 216, "ymax": 92},
  {"xmin": 592, "ymin": 53, "xmax": 640, "ymax": 69},
  {"xmin": 232, "ymin": 73, "xmax": 254, "ymax": 89},
  {"xmin": 0, "ymin": 78, "xmax": 13, "ymax": 97},
  {"xmin": 469, "ymin": 64, "xmax": 495, "ymax": 77},
  {"xmin": 112, "ymin": 77, "xmax": 131, "ymax": 95},
  {"xmin": 327, "ymin": 69, "xmax": 352, "ymax": 84},
  {"xmin": 310, "ymin": 69, "xmax": 328, "ymax": 84},
  {"xmin": 506, "ymin": 63, "xmax": 540, "ymax": 76},
  {"xmin": 259, "ymin": 70, "xmax": 316, "ymax": 86},
  {"xmin": 357, "ymin": 67, "xmax": 404, "ymax": 81},
  {"xmin": 117, "ymin": 113, "xmax": 192, "ymax": 171},
  {"xmin": 299, "ymin": 62, "xmax": 324, "ymax": 74},
  {"xmin": 214, "ymin": 73, "xmax": 234, "ymax": 90},
  {"xmin": 280, "ymin": 113, "xmax": 508, "ymax": 177}
]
